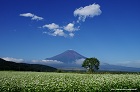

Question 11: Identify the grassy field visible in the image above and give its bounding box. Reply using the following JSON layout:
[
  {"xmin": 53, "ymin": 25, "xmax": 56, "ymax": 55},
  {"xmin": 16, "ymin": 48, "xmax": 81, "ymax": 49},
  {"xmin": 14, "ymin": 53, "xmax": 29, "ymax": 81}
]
[{"xmin": 0, "ymin": 71, "xmax": 140, "ymax": 92}]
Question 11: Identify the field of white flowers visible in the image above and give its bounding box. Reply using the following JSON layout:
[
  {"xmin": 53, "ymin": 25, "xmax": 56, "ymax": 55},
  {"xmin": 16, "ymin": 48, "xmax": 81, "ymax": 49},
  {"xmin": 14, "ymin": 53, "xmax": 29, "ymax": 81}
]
[{"xmin": 0, "ymin": 71, "xmax": 139, "ymax": 92}]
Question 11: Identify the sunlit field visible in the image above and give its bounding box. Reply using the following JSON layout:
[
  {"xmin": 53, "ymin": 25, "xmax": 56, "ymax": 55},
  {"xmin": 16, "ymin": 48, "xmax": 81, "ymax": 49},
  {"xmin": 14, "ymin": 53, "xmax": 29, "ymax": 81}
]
[{"xmin": 0, "ymin": 71, "xmax": 140, "ymax": 92}]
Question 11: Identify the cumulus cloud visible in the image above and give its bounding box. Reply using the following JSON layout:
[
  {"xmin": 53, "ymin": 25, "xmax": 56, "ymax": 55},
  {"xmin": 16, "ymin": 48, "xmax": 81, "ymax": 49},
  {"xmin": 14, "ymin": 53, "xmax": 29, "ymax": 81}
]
[
  {"xmin": 32, "ymin": 59, "xmax": 63, "ymax": 64},
  {"xmin": 51, "ymin": 29, "xmax": 66, "ymax": 37},
  {"xmin": 74, "ymin": 3, "xmax": 102, "ymax": 22},
  {"xmin": 43, "ymin": 23, "xmax": 59, "ymax": 30},
  {"xmin": 43, "ymin": 23, "xmax": 79, "ymax": 37},
  {"xmin": 20, "ymin": 3, "xmax": 101, "ymax": 38},
  {"xmin": 20, "ymin": 13, "xmax": 43, "ymax": 21},
  {"xmin": 42, "ymin": 3, "xmax": 101, "ymax": 37},
  {"xmin": 42, "ymin": 23, "xmax": 66, "ymax": 37},
  {"xmin": 64, "ymin": 23, "xmax": 79, "ymax": 32},
  {"xmin": 2, "ymin": 57, "xmax": 24, "ymax": 63},
  {"xmin": 31, "ymin": 15, "xmax": 43, "ymax": 21},
  {"xmin": 75, "ymin": 58, "xmax": 85, "ymax": 65}
]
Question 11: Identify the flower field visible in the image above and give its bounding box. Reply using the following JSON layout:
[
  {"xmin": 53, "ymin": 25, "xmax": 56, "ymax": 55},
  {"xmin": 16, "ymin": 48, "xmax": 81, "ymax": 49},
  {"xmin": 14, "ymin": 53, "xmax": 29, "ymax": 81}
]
[{"xmin": 0, "ymin": 71, "xmax": 140, "ymax": 92}]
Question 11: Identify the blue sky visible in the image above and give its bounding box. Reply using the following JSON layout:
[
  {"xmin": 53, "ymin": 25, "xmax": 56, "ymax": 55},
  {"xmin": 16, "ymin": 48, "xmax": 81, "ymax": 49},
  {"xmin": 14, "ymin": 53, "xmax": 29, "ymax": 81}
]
[{"xmin": 0, "ymin": 0, "xmax": 140, "ymax": 67}]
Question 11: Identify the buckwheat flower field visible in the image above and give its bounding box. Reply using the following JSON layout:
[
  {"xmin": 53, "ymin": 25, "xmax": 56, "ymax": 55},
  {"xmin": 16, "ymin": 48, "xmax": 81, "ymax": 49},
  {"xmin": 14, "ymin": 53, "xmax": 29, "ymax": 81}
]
[{"xmin": 0, "ymin": 71, "xmax": 140, "ymax": 92}]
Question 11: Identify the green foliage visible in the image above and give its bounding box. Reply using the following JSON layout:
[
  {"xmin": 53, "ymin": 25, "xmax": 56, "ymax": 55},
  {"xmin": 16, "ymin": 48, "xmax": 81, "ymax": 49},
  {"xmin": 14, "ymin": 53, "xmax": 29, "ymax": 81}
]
[
  {"xmin": 82, "ymin": 57, "xmax": 100, "ymax": 73},
  {"xmin": 0, "ymin": 71, "xmax": 139, "ymax": 92},
  {"xmin": 56, "ymin": 69, "xmax": 63, "ymax": 73}
]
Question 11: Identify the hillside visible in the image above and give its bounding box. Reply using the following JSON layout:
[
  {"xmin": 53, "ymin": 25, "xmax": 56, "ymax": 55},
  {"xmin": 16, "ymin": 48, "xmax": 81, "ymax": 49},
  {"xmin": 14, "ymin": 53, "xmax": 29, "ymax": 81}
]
[
  {"xmin": 100, "ymin": 63, "xmax": 140, "ymax": 72},
  {"xmin": 46, "ymin": 50, "xmax": 86, "ymax": 63},
  {"xmin": 45, "ymin": 50, "xmax": 140, "ymax": 72},
  {"xmin": 0, "ymin": 58, "xmax": 57, "ymax": 72}
]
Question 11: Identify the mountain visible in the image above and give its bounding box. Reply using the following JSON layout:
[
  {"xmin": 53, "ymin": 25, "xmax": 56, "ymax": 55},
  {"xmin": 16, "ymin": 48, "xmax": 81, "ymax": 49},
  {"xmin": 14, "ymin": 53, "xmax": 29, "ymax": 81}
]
[
  {"xmin": 0, "ymin": 58, "xmax": 57, "ymax": 72},
  {"xmin": 45, "ymin": 50, "xmax": 140, "ymax": 72},
  {"xmin": 46, "ymin": 50, "xmax": 86, "ymax": 63},
  {"xmin": 100, "ymin": 63, "xmax": 140, "ymax": 72}
]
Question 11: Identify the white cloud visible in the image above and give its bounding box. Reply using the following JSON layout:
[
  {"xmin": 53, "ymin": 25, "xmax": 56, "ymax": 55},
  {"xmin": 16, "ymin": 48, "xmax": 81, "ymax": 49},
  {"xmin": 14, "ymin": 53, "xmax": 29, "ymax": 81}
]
[
  {"xmin": 43, "ymin": 23, "xmax": 66, "ymax": 37},
  {"xmin": 20, "ymin": 13, "xmax": 34, "ymax": 17},
  {"xmin": 117, "ymin": 61, "xmax": 140, "ymax": 68},
  {"xmin": 2, "ymin": 57, "xmax": 24, "ymax": 63},
  {"xmin": 20, "ymin": 13, "xmax": 43, "ymax": 21},
  {"xmin": 43, "ymin": 23, "xmax": 59, "ymax": 30},
  {"xmin": 42, "ymin": 60, "xmax": 63, "ymax": 64},
  {"xmin": 41, "ymin": 4, "xmax": 102, "ymax": 38},
  {"xmin": 74, "ymin": 3, "xmax": 102, "ymax": 22},
  {"xmin": 75, "ymin": 58, "xmax": 85, "ymax": 65},
  {"xmin": 51, "ymin": 29, "xmax": 66, "ymax": 37},
  {"xmin": 64, "ymin": 23, "xmax": 79, "ymax": 32},
  {"xmin": 19, "ymin": 3, "xmax": 102, "ymax": 38},
  {"xmin": 32, "ymin": 59, "xmax": 63, "ymax": 64},
  {"xmin": 43, "ymin": 23, "xmax": 73, "ymax": 37},
  {"xmin": 69, "ymin": 33, "xmax": 74, "ymax": 37},
  {"xmin": 43, "ymin": 23, "xmax": 80, "ymax": 37},
  {"xmin": 31, "ymin": 15, "xmax": 43, "ymax": 21}
]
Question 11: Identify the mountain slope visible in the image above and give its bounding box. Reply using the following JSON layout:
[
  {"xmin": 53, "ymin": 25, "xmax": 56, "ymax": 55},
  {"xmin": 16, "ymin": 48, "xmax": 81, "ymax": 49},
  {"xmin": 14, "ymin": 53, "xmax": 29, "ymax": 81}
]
[
  {"xmin": 0, "ymin": 58, "xmax": 57, "ymax": 72},
  {"xmin": 46, "ymin": 50, "xmax": 86, "ymax": 63},
  {"xmin": 100, "ymin": 63, "xmax": 140, "ymax": 72},
  {"xmin": 45, "ymin": 50, "xmax": 140, "ymax": 72}
]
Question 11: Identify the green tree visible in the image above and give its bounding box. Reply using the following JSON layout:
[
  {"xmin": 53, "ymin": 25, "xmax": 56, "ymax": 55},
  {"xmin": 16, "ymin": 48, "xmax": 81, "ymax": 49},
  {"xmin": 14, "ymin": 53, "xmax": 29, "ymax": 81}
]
[{"xmin": 82, "ymin": 57, "xmax": 100, "ymax": 73}]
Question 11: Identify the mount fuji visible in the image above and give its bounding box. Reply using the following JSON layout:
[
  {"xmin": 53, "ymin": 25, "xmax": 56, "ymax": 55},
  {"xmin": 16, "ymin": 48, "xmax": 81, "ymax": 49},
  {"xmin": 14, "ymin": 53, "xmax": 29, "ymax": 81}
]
[
  {"xmin": 44, "ymin": 50, "xmax": 140, "ymax": 72},
  {"xmin": 46, "ymin": 50, "xmax": 86, "ymax": 64},
  {"xmin": 45, "ymin": 50, "xmax": 86, "ymax": 70}
]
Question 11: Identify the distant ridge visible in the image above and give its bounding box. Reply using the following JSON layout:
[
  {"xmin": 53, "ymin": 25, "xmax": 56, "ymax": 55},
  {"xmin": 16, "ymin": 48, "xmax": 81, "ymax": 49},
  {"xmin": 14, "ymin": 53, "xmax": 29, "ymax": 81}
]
[
  {"xmin": 0, "ymin": 58, "xmax": 57, "ymax": 72},
  {"xmin": 46, "ymin": 50, "xmax": 86, "ymax": 63},
  {"xmin": 100, "ymin": 63, "xmax": 140, "ymax": 72}
]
